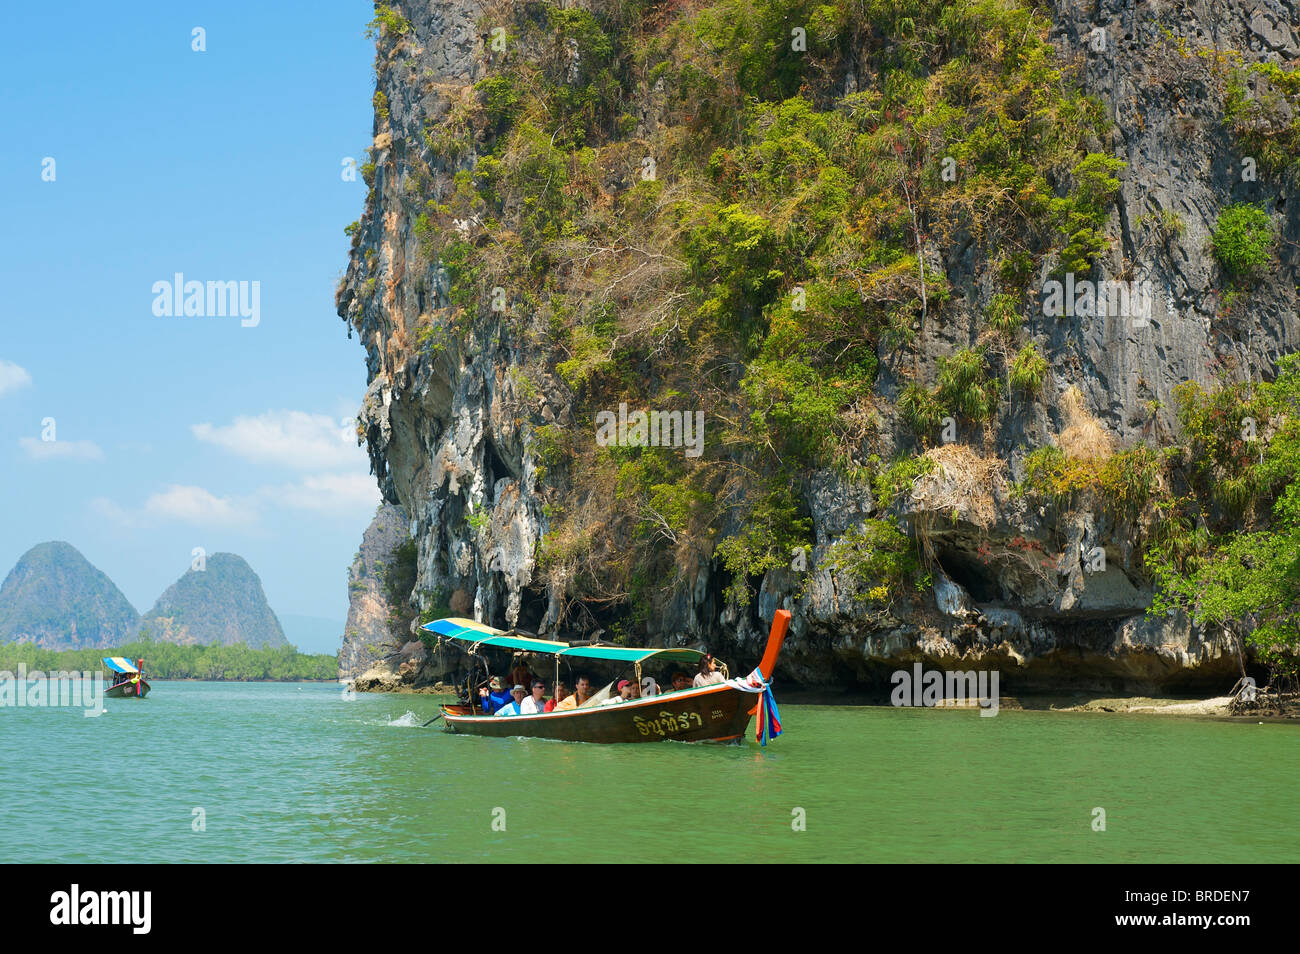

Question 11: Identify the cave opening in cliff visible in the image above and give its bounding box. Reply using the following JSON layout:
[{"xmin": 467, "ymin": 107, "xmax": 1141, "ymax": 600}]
[
  {"xmin": 482, "ymin": 436, "xmax": 515, "ymax": 491},
  {"xmin": 516, "ymin": 590, "xmax": 549, "ymax": 636},
  {"xmin": 936, "ymin": 550, "xmax": 1003, "ymax": 604}
]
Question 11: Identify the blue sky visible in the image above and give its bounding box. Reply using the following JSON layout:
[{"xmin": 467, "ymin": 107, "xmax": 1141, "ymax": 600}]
[{"xmin": 0, "ymin": 2, "xmax": 383, "ymax": 651}]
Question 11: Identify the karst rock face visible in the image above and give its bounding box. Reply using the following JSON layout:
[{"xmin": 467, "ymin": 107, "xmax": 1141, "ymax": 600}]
[
  {"xmin": 337, "ymin": 1, "xmax": 1299, "ymax": 693},
  {"xmin": 0, "ymin": 542, "xmax": 141, "ymax": 650},
  {"xmin": 340, "ymin": 503, "xmax": 410, "ymax": 680},
  {"xmin": 143, "ymin": 553, "xmax": 287, "ymax": 649}
]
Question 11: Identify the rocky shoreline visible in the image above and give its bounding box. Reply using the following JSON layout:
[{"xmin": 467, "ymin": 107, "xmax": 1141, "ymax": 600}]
[{"xmin": 347, "ymin": 658, "xmax": 1300, "ymax": 719}]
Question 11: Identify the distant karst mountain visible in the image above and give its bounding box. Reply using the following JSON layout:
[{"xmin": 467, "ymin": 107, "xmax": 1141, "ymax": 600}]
[
  {"xmin": 0, "ymin": 541, "xmax": 141, "ymax": 649},
  {"xmin": 142, "ymin": 553, "xmax": 288, "ymax": 649}
]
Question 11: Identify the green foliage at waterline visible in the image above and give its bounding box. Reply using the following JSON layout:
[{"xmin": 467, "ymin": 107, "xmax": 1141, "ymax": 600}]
[
  {"xmin": 0, "ymin": 639, "xmax": 339, "ymax": 681},
  {"xmin": 1146, "ymin": 355, "xmax": 1300, "ymax": 678}
]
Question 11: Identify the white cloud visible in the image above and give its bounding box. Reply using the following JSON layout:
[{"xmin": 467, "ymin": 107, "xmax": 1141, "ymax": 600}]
[
  {"xmin": 19, "ymin": 437, "xmax": 104, "ymax": 461},
  {"xmin": 260, "ymin": 473, "xmax": 380, "ymax": 515},
  {"xmin": 92, "ymin": 473, "xmax": 376, "ymax": 528},
  {"xmin": 89, "ymin": 497, "xmax": 132, "ymax": 524},
  {"xmin": 142, "ymin": 485, "xmax": 256, "ymax": 526},
  {"xmin": 0, "ymin": 360, "xmax": 32, "ymax": 396},
  {"xmin": 192, "ymin": 410, "xmax": 362, "ymax": 470}
]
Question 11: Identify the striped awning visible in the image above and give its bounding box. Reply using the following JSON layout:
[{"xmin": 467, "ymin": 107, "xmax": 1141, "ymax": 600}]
[
  {"xmin": 422, "ymin": 617, "xmax": 570, "ymax": 653},
  {"xmin": 102, "ymin": 657, "xmax": 139, "ymax": 674},
  {"xmin": 559, "ymin": 645, "xmax": 705, "ymax": 665},
  {"xmin": 422, "ymin": 617, "xmax": 705, "ymax": 665}
]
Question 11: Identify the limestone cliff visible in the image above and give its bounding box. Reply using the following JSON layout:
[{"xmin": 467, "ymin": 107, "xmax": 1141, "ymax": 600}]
[
  {"xmin": 0, "ymin": 542, "xmax": 141, "ymax": 650},
  {"xmin": 143, "ymin": 553, "xmax": 287, "ymax": 649},
  {"xmin": 340, "ymin": 502, "xmax": 409, "ymax": 679},
  {"xmin": 337, "ymin": 0, "xmax": 1299, "ymax": 692}
]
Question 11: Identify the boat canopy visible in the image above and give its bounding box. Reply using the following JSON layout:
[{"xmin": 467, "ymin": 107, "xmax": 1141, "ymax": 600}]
[
  {"xmin": 424, "ymin": 618, "xmax": 570, "ymax": 653},
  {"xmin": 102, "ymin": 657, "xmax": 139, "ymax": 674},
  {"xmin": 423, "ymin": 617, "xmax": 706, "ymax": 666},
  {"xmin": 559, "ymin": 645, "xmax": 706, "ymax": 665}
]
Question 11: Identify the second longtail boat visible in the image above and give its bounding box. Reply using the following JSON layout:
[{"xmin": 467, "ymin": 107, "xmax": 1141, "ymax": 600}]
[{"xmin": 103, "ymin": 657, "xmax": 151, "ymax": 698}]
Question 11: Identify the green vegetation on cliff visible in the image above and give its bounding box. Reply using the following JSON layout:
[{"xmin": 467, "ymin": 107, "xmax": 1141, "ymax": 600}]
[
  {"xmin": 1011, "ymin": 356, "xmax": 1300, "ymax": 678},
  {"xmin": 1146, "ymin": 356, "xmax": 1300, "ymax": 678},
  {"xmin": 0, "ymin": 542, "xmax": 140, "ymax": 649},
  {"xmin": 142, "ymin": 553, "xmax": 288, "ymax": 649},
  {"xmin": 376, "ymin": 0, "xmax": 1299, "ymax": 674},
  {"xmin": 411, "ymin": 0, "xmax": 1117, "ymax": 614}
]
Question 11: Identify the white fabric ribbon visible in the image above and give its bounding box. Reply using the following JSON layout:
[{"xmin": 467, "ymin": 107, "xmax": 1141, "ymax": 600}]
[{"xmin": 727, "ymin": 667, "xmax": 768, "ymax": 693}]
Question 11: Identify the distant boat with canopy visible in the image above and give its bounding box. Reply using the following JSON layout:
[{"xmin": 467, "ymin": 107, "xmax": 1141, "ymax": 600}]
[
  {"xmin": 425, "ymin": 610, "xmax": 789, "ymax": 744},
  {"xmin": 103, "ymin": 657, "xmax": 150, "ymax": 698}
]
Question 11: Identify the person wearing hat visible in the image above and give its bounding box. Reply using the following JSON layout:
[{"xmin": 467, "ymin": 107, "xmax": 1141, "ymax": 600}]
[
  {"xmin": 493, "ymin": 684, "xmax": 529, "ymax": 717},
  {"xmin": 519, "ymin": 679, "xmax": 548, "ymax": 715},
  {"xmin": 601, "ymin": 679, "xmax": 637, "ymax": 705},
  {"xmin": 479, "ymin": 675, "xmax": 514, "ymax": 714}
]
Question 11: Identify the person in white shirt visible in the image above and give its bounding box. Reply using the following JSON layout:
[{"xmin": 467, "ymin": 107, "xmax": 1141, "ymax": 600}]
[
  {"xmin": 601, "ymin": 679, "xmax": 637, "ymax": 705},
  {"xmin": 693, "ymin": 655, "xmax": 725, "ymax": 687},
  {"xmin": 519, "ymin": 680, "xmax": 547, "ymax": 714},
  {"xmin": 494, "ymin": 684, "xmax": 528, "ymax": 716}
]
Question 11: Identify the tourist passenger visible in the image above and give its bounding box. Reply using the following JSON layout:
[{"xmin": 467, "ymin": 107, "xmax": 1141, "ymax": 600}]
[
  {"xmin": 670, "ymin": 670, "xmax": 691, "ymax": 693},
  {"xmin": 494, "ymin": 684, "xmax": 528, "ymax": 717},
  {"xmin": 520, "ymin": 679, "xmax": 547, "ymax": 715},
  {"xmin": 509, "ymin": 656, "xmax": 536, "ymax": 691},
  {"xmin": 556, "ymin": 675, "xmax": 594, "ymax": 710},
  {"xmin": 602, "ymin": 679, "xmax": 636, "ymax": 705},
  {"xmin": 479, "ymin": 675, "xmax": 513, "ymax": 713},
  {"xmin": 545, "ymin": 680, "xmax": 568, "ymax": 712},
  {"xmin": 693, "ymin": 655, "xmax": 725, "ymax": 687}
]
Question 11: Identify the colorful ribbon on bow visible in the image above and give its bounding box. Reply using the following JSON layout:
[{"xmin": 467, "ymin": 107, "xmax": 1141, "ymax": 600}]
[{"xmin": 755, "ymin": 677, "xmax": 782, "ymax": 746}]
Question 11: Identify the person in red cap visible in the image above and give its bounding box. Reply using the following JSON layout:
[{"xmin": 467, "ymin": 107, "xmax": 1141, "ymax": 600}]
[{"xmin": 603, "ymin": 679, "xmax": 637, "ymax": 705}]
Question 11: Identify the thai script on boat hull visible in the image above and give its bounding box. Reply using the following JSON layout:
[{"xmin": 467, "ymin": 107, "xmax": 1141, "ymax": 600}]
[
  {"xmin": 890, "ymin": 664, "xmax": 1000, "ymax": 717},
  {"xmin": 633, "ymin": 710, "xmax": 704, "ymax": 737}
]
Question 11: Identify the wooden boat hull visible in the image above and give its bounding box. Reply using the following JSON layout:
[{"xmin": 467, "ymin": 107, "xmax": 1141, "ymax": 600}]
[
  {"xmin": 106, "ymin": 680, "xmax": 150, "ymax": 698},
  {"xmin": 442, "ymin": 682, "xmax": 757, "ymax": 743}
]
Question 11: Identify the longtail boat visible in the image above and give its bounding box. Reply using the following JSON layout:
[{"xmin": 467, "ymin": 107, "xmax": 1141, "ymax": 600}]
[
  {"xmin": 425, "ymin": 610, "xmax": 789, "ymax": 744},
  {"xmin": 103, "ymin": 657, "xmax": 150, "ymax": 698}
]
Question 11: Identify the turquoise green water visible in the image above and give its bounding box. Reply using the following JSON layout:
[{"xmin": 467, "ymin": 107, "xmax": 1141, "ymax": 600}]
[{"xmin": 1, "ymin": 681, "xmax": 1294, "ymax": 862}]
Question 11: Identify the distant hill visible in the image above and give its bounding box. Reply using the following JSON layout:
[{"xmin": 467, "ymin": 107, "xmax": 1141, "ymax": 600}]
[
  {"xmin": 0, "ymin": 541, "xmax": 141, "ymax": 649},
  {"xmin": 142, "ymin": 553, "xmax": 288, "ymax": 648}
]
